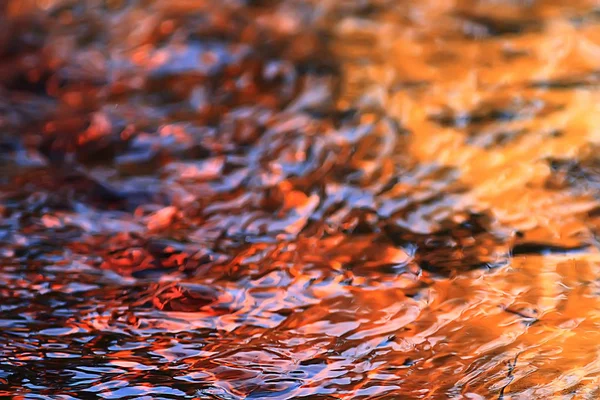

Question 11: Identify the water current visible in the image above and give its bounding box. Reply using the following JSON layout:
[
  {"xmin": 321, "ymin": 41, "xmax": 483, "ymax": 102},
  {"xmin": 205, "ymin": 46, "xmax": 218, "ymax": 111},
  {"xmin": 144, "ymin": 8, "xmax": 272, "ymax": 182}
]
[{"xmin": 2, "ymin": 0, "xmax": 600, "ymax": 398}]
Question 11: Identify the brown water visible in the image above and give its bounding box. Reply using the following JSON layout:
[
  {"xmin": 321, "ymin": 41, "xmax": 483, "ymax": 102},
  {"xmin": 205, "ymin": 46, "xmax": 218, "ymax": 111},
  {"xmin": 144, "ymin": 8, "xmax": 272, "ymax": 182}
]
[{"xmin": 2, "ymin": 0, "xmax": 600, "ymax": 398}]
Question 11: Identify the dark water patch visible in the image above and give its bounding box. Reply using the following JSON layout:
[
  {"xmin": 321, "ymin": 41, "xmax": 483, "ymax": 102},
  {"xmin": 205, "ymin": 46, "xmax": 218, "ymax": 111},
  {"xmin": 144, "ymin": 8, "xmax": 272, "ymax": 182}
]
[
  {"xmin": 466, "ymin": 128, "xmax": 529, "ymax": 148},
  {"xmin": 569, "ymin": 8, "xmax": 600, "ymax": 27},
  {"xmin": 384, "ymin": 211, "xmax": 509, "ymax": 276},
  {"xmin": 529, "ymin": 71, "xmax": 600, "ymax": 90},
  {"xmin": 511, "ymin": 242, "xmax": 590, "ymax": 256},
  {"xmin": 546, "ymin": 152, "xmax": 600, "ymax": 193},
  {"xmin": 455, "ymin": 12, "xmax": 543, "ymax": 38},
  {"xmin": 430, "ymin": 100, "xmax": 562, "ymax": 129}
]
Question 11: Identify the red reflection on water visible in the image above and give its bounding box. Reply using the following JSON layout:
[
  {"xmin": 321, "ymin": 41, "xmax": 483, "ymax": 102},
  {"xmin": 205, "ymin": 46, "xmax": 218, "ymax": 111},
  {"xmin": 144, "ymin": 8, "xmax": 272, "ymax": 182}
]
[{"xmin": 2, "ymin": 0, "xmax": 600, "ymax": 399}]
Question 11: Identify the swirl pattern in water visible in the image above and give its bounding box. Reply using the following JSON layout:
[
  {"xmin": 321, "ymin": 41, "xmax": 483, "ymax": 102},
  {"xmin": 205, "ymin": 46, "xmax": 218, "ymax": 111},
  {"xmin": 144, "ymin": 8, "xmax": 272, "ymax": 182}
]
[{"xmin": 2, "ymin": 0, "xmax": 600, "ymax": 398}]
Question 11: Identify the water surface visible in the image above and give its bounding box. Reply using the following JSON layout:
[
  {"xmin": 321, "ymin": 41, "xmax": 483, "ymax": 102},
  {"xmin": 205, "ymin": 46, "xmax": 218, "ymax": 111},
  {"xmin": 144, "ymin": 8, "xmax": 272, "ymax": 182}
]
[{"xmin": 2, "ymin": 0, "xmax": 600, "ymax": 398}]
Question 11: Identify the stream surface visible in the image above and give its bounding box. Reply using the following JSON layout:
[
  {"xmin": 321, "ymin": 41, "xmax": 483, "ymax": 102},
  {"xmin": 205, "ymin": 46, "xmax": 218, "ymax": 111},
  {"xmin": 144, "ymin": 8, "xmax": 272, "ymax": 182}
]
[{"xmin": 2, "ymin": 0, "xmax": 600, "ymax": 398}]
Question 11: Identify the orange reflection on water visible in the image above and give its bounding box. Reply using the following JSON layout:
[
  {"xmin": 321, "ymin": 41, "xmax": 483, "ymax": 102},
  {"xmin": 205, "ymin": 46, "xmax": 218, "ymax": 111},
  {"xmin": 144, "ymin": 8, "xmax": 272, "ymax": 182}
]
[{"xmin": 2, "ymin": 0, "xmax": 600, "ymax": 399}]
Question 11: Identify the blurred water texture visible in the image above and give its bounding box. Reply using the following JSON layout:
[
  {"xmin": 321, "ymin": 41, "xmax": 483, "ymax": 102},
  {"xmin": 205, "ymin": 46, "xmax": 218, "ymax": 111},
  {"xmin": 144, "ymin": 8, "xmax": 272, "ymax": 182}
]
[{"xmin": 2, "ymin": 0, "xmax": 600, "ymax": 398}]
